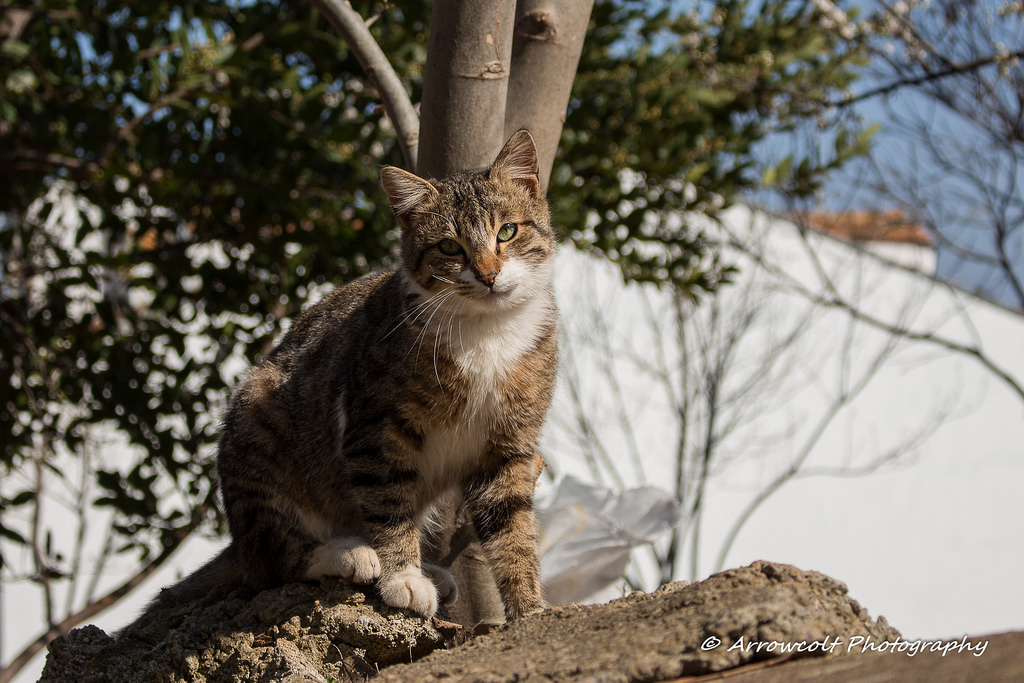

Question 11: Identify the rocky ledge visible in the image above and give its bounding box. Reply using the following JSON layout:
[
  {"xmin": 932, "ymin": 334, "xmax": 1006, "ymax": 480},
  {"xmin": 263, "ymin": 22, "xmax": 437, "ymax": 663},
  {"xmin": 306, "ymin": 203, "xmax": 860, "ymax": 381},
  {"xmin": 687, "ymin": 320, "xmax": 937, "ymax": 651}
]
[{"xmin": 40, "ymin": 560, "xmax": 1016, "ymax": 682}]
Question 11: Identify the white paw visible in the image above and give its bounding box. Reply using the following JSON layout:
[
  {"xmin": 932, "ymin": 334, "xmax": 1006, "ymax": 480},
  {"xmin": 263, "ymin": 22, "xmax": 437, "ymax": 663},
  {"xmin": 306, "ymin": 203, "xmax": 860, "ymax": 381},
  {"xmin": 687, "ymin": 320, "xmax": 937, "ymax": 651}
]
[
  {"xmin": 305, "ymin": 537, "xmax": 381, "ymax": 584},
  {"xmin": 422, "ymin": 563, "xmax": 458, "ymax": 606},
  {"xmin": 378, "ymin": 565, "xmax": 439, "ymax": 618}
]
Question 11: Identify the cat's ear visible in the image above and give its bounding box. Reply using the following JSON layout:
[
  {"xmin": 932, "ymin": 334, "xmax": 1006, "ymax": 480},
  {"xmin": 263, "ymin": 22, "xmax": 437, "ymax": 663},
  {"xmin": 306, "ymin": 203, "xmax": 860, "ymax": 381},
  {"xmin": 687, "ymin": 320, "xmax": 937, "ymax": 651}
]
[
  {"xmin": 381, "ymin": 166, "xmax": 439, "ymax": 227},
  {"xmin": 491, "ymin": 129, "xmax": 540, "ymax": 197}
]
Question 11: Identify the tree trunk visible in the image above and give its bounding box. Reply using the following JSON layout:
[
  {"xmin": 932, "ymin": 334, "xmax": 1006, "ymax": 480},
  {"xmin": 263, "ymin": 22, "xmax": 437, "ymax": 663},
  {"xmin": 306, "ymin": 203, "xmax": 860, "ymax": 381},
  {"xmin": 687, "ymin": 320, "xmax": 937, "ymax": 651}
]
[
  {"xmin": 505, "ymin": 0, "xmax": 594, "ymax": 191},
  {"xmin": 418, "ymin": 0, "xmax": 517, "ymax": 177}
]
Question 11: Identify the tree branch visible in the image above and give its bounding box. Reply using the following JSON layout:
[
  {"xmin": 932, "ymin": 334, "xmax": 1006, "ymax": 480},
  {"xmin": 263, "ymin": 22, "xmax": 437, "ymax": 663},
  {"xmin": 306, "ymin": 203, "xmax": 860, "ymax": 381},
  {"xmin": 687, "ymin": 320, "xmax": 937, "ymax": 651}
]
[
  {"xmin": 832, "ymin": 48, "xmax": 1024, "ymax": 108},
  {"xmin": 729, "ymin": 230, "xmax": 1024, "ymax": 404},
  {"xmin": 0, "ymin": 520, "xmax": 204, "ymax": 683},
  {"xmin": 310, "ymin": 0, "xmax": 420, "ymax": 170},
  {"xmin": 0, "ymin": 151, "xmax": 100, "ymax": 176},
  {"xmin": 712, "ymin": 314, "xmax": 902, "ymax": 572}
]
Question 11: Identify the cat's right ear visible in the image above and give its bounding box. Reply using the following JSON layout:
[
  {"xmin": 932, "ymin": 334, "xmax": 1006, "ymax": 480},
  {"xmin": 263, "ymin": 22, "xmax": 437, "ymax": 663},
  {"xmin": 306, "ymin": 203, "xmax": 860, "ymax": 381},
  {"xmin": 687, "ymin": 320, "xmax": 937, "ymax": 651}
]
[
  {"xmin": 381, "ymin": 167, "xmax": 438, "ymax": 228},
  {"xmin": 492, "ymin": 129, "xmax": 541, "ymax": 198}
]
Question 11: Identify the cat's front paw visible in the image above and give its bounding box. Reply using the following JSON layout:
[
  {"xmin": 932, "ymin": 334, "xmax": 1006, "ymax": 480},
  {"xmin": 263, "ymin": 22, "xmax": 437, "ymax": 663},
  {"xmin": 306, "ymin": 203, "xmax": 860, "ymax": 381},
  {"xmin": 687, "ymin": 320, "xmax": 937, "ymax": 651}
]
[
  {"xmin": 305, "ymin": 536, "xmax": 382, "ymax": 584},
  {"xmin": 422, "ymin": 563, "xmax": 458, "ymax": 606},
  {"xmin": 377, "ymin": 565, "xmax": 439, "ymax": 618}
]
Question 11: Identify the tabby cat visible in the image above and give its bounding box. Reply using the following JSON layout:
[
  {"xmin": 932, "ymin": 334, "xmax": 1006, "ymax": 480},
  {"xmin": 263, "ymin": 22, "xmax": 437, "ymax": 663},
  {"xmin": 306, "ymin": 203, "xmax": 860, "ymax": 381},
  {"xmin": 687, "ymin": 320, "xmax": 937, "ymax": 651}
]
[{"xmin": 164, "ymin": 130, "xmax": 557, "ymax": 622}]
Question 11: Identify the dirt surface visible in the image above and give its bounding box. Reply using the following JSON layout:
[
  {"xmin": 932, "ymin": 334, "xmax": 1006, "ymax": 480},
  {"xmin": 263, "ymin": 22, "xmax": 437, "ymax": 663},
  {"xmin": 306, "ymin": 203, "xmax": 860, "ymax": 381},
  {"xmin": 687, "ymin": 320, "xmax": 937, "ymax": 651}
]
[
  {"xmin": 40, "ymin": 580, "xmax": 459, "ymax": 682},
  {"xmin": 376, "ymin": 561, "xmax": 900, "ymax": 682},
  {"xmin": 39, "ymin": 561, "xmax": 918, "ymax": 682}
]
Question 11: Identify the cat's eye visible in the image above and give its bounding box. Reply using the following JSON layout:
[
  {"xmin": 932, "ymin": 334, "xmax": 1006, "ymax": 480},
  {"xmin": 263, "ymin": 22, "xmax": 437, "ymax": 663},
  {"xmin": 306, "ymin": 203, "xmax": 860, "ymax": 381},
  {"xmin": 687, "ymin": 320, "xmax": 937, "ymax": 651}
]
[
  {"xmin": 438, "ymin": 238, "xmax": 464, "ymax": 256},
  {"xmin": 497, "ymin": 223, "xmax": 518, "ymax": 243}
]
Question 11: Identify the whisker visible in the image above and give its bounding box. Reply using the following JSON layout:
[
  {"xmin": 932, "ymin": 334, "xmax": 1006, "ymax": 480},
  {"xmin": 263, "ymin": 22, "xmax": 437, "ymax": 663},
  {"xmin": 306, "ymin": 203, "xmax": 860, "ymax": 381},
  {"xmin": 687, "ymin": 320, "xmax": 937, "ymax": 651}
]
[
  {"xmin": 412, "ymin": 295, "xmax": 448, "ymax": 364},
  {"xmin": 431, "ymin": 273, "xmax": 459, "ymax": 286},
  {"xmin": 381, "ymin": 284, "xmax": 454, "ymax": 342},
  {"xmin": 433, "ymin": 296, "xmax": 467, "ymax": 390},
  {"xmin": 433, "ymin": 311, "xmax": 446, "ymax": 389},
  {"xmin": 458, "ymin": 311, "xmax": 466, "ymax": 353},
  {"xmin": 391, "ymin": 289, "xmax": 447, "ymax": 353},
  {"xmin": 408, "ymin": 289, "xmax": 458, "ymax": 363},
  {"xmin": 446, "ymin": 301, "xmax": 459, "ymax": 355}
]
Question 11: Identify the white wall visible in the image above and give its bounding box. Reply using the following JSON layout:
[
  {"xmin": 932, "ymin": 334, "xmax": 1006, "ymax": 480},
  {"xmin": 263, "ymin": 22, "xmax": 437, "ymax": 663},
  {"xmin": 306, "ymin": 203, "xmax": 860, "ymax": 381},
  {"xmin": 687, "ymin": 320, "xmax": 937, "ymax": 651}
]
[{"xmin": 546, "ymin": 205, "xmax": 1024, "ymax": 640}]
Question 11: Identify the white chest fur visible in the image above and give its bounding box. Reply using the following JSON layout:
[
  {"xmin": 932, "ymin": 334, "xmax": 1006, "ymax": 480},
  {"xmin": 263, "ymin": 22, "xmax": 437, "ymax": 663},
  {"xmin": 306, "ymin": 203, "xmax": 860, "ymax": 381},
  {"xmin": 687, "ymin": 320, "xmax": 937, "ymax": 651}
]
[
  {"xmin": 416, "ymin": 287, "xmax": 553, "ymax": 493},
  {"xmin": 447, "ymin": 292, "xmax": 552, "ymax": 391},
  {"xmin": 417, "ymin": 398, "xmax": 495, "ymax": 497}
]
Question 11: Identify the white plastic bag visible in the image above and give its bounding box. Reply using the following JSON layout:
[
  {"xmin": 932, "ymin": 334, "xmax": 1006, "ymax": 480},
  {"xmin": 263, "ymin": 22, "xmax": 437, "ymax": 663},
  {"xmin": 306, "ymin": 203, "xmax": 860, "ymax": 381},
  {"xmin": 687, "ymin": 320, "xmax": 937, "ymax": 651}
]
[{"xmin": 537, "ymin": 476, "xmax": 680, "ymax": 605}]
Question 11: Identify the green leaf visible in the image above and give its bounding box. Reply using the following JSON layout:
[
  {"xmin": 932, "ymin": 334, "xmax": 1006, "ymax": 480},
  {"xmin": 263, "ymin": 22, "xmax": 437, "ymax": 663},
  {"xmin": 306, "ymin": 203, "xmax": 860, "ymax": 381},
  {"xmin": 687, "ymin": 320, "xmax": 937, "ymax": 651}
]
[
  {"xmin": 1, "ymin": 39, "xmax": 30, "ymax": 58},
  {"xmin": 8, "ymin": 490, "xmax": 34, "ymax": 507},
  {"xmin": 0, "ymin": 525, "xmax": 27, "ymax": 545},
  {"xmin": 684, "ymin": 161, "xmax": 711, "ymax": 183}
]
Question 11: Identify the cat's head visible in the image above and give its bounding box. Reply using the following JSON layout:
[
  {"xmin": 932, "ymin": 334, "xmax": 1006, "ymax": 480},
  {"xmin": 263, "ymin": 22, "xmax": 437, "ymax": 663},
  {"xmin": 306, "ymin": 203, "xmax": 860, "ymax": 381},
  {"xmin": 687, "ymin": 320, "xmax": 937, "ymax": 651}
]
[{"xmin": 380, "ymin": 130, "xmax": 556, "ymax": 315}]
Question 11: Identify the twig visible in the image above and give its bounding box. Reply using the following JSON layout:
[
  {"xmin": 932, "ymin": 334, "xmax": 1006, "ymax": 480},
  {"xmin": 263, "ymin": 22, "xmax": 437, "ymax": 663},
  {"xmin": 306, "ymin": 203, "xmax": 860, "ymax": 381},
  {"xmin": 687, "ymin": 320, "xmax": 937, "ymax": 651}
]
[
  {"xmin": 311, "ymin": 0, "xmax": 419, "ymax": 170},
  {"xmin": 831, "ymin": 48, "xmax": 1024, "ymax": 107},
  {"xmin": 0, "ymin": 518, "xmax": 204, "ymax": 683},
  {"xmin": 731, "ymin": 230, "xmax": 1024, "ymax": 403}
]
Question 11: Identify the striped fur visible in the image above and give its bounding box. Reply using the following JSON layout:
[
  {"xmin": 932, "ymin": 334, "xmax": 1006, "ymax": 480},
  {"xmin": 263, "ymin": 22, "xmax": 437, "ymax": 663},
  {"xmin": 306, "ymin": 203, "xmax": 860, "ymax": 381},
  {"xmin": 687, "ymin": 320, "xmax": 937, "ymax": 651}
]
[{"xmin": 209, "ymin": 130, "xmax": 556, "ymax": 620}]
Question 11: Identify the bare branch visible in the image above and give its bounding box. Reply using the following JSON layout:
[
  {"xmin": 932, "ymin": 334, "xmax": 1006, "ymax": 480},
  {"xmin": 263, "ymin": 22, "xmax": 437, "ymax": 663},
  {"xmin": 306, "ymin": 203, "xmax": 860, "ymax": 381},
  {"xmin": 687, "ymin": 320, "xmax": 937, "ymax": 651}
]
[
  {"xmin": 311, "ymin": 0, "xmax": 420, "ymax": 170},
  {"xmin": 833, "ymin": 47, "xmax": 1024, "ymax": 107},
  {"xmin": 0, "ymin": 520, "xmax": 203, "ymax": 683},
  {"xmin": 731, "ymin": 227, "xmax": 1024, "ymax": 404},
  {"xmin": 30, "ymin": 449, "xmax": 55, "ymax": 632},
  {"xmin": 713, "ymin": 308, "xmax": 903, "ymax": 572},
  {"xmin": 63, "ymin": 444, "xmax": 93, "ymax": 616},
  {"xmin": 0, "ymin": 151, "xmax": 100, "ymax": 176}
]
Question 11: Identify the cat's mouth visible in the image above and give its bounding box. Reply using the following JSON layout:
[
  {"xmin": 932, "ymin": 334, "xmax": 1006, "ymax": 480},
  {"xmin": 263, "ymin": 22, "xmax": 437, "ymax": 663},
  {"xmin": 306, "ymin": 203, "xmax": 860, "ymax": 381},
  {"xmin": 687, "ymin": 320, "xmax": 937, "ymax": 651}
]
[
  {"xmin": 484, "ymin": 284, "xmax": 512, "ymax": 298},
  {"xmin": 457, "ymin": 274, "xmax": 512, "ymax": 298},
  {"xmin": 483, "ymin": 280, "xmax": 523, "ymax": 302},
  {"xmin": 459, "ymin": 281, "xmax": 521, "ymax": 310}
]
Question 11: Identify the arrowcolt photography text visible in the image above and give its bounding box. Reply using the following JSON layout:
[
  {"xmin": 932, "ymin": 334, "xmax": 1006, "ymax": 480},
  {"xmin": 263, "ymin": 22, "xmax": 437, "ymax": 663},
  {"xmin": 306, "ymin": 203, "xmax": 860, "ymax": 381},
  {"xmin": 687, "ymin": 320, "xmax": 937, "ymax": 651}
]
[{"xmin": 700, "ymin": 634, "xmax": 989, "ymax": 657}]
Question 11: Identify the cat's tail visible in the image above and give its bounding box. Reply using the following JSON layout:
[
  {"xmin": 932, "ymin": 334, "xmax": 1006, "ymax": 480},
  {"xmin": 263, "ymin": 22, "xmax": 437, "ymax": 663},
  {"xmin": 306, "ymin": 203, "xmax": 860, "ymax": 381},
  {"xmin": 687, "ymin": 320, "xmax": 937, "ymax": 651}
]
[
  {"xmin": 119, "ymin": 544, "xmax": 243, "ymax": 638},
  {"xmin": 153, "ymin": 543, "xmax": 242, "ymax": 607}
]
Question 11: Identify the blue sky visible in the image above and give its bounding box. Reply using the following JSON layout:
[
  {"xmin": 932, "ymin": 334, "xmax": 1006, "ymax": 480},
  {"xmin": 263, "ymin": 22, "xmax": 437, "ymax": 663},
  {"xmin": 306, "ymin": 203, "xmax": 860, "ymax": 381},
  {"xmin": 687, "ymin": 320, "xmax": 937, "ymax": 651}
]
[
  {"xmin": 748, "ymin": 0, "xmax": 1023, "ymax": 309},
  {"xmin": 823, "ymin": 0, "xmax": 1024, "ymax": 309}
]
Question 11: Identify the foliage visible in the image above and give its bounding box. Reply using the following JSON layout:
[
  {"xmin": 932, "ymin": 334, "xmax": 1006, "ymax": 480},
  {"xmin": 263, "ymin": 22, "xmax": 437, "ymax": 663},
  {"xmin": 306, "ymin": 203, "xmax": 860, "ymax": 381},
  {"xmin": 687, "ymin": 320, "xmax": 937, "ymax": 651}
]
[
  {"xmin": 554, "ymin": 0, "xmax": 870, "ymax": 292},
  {"xmin": 0, "ymin": 0, "xmax": 869, "ymax": 669},
  {"xmin": 0, "ymin": 0, "xmax": 429, "ymax": 580}
]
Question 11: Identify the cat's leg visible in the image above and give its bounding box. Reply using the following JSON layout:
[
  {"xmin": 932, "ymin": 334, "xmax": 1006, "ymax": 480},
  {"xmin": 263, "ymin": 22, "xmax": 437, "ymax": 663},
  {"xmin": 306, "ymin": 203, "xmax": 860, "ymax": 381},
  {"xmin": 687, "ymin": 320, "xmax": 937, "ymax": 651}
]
[
  {"xmin": 220, "ymin": 456, "xmax": 324, "ymax": 589},
  {"xmin": 371, "ymin": 523, "xmax": 439, "ymax": 618},
  {"xmin": 218, "ymin": 363, "xmax": 330, "ymax": 589},
  {"xmin": 463, "ymin": 451, "xmax": 545, "ymax": 620},
  {"xmin": 347, "ymin": 450, "xmax": 439, "ymax": 617},
  {"xmin": 305, "ymin": 537, "xmax": 381, "ymax": 584},
  {"xmin": 219, "ymin": 475, "xmax": 324, "ymax": 589},
  {"xmin": 422, "ymin": 563, "xmax": 459, "ymax": 605}
]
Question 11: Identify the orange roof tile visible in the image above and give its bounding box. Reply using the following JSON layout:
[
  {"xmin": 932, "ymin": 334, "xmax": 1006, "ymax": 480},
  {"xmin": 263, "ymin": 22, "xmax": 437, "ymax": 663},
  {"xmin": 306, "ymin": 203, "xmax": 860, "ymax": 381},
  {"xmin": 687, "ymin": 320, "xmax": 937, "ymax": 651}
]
[{"xmin": 796, "ymin": 210, "xmax": 932, "ymax": 246}]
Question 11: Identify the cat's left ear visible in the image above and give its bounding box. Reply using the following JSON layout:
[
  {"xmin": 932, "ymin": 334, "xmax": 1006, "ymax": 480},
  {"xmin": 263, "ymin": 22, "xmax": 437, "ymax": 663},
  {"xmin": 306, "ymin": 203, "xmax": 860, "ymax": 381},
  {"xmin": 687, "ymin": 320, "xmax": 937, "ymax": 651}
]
[
  {"xmin": 491, "ymin": 129, "xmax": 540, "ymax": 198},
  {"xmin": 381, "ymin": 166, "xmax": 439, "ymax": 228}
]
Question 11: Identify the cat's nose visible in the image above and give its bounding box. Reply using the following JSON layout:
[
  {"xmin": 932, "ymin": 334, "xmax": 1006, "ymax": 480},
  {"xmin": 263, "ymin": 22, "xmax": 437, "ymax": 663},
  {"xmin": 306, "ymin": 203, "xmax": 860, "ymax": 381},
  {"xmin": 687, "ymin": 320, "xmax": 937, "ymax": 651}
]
[
  {"xmin": 475, "ymin": 270, "xmax": 498, "ymax": 287},
  {"xmin": 471, "ymin": 256, "xmax": 502, "ymax": 287}
]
